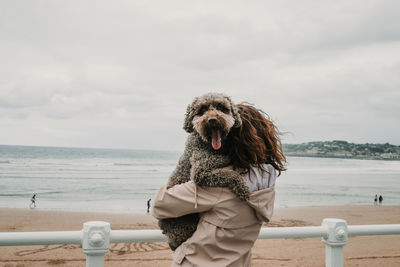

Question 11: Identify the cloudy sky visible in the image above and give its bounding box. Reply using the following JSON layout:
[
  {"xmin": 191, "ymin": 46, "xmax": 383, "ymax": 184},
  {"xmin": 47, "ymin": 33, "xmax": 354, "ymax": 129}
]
[{"xmin": 1, "ymin": 0, "xmax": 399, "ymax": 151}]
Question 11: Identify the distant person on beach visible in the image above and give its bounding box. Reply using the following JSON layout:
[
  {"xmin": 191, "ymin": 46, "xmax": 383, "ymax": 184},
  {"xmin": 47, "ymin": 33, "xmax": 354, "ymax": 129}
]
[
  {"xmin": 374, "ymin": 195, "xmax": 378, "ymax": 205},
  {"xmin": 379, "ymin": 195, "xmax": 383, "ymax": 205},
  {"xmin": 152, "ymin": 104, "xmax": 286, "ymax": 266},
  {"xmin": 147, "ymin": 198, "xmax": 151, "ymax": 213},
  {"xmin": 30, "ymin": 194, "xmax": 37, "ymax": 209}
]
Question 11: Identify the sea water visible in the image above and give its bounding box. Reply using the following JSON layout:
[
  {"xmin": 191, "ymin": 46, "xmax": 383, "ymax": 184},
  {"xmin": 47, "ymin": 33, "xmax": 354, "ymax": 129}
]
[{"xmin": 1, "ymin": 145, "xmax": 399, "ymax": 213}]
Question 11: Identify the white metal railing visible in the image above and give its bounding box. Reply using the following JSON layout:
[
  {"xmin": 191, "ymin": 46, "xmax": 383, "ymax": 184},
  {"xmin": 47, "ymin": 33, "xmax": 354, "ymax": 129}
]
[{"xmin": 1, "ymin": 218, "xmax": 400, "ymax": 267}]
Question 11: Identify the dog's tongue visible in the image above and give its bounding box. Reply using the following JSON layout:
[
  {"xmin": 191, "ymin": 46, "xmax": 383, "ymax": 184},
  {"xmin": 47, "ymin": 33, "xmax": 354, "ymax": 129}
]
[{"xmin": 211, "ymin": 130, "xmax": 221, "ymax": 150}]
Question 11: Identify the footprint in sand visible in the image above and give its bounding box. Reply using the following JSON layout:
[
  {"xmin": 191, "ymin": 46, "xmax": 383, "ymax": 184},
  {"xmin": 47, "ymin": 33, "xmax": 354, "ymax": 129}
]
[
  {"xmin": 109, "ymin": 242, "xmax": 169, "ymax": 255},
  {"xmin": 14, "ymin": 242, "xmax": 168, "ymax": 257},
  {"xmin": 15, "ymin": 244, "xmax": 81, "ymax": 256}
]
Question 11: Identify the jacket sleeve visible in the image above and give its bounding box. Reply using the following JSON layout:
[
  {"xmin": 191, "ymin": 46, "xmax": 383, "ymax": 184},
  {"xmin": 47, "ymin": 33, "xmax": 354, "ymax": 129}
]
[{"xmin": 152, "ymin": 181, "xmax": 221, "ymax": 219}]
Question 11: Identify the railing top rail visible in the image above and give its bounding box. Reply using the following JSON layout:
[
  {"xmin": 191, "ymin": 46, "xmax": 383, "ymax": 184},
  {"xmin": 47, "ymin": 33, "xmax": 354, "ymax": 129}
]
[
  {"xmin": 348, "ymin": 224, "xmax": 400, "ymax": 236},
  {"xmin": 1, "ymin": 223, "xmax": 400, "ymax": 247},
  {"xmin": 259, "ymin": 226, "xmax": 328, "ymax": 239},
  {"xmin": 111, "ymin": 229, "xmax": 167, "ymax": 243},
  {"xmin": 0, "ymin": 230, "xmax": 82, "ymax": 246}
]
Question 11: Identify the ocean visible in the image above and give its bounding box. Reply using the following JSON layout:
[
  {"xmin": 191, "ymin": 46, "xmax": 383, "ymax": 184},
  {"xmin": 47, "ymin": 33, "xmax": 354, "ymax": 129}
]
[{"xmin": 1, "ymin": 145, "xmax": 399, "ymax": 213}]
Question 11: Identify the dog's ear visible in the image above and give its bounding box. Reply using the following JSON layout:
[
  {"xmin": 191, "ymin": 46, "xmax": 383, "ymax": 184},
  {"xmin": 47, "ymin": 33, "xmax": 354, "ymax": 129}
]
[
  {"xmin": 183, "ymin": 97, "xmax": 198, "ymax": 133},
  {"xmin": 229, "ymin": 98, "xmax": 242, "ymax": 128}
]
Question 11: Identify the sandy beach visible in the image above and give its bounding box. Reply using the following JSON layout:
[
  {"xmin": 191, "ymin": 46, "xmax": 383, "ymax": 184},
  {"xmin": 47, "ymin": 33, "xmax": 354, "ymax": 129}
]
[{"xmin": 0, "ymin": 205, "xmax": 399, "ymax": 267}]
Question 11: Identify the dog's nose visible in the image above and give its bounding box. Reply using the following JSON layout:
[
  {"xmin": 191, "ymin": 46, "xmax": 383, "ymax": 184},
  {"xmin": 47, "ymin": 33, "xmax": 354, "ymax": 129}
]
[{"xmin": 208, "ymin": 117, "xmax": 217, "ymax": 123}]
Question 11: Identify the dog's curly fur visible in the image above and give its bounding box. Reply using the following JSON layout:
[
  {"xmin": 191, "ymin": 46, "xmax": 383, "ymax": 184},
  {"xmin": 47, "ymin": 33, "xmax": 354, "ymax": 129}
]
[{"xmin": 158, "ymin": 93, "xmax": 251, "ymax": 250}]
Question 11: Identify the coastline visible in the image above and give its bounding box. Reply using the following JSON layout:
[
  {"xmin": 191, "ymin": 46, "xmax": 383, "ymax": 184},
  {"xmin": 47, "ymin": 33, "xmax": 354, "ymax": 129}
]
[
  {"xmin": 1, "ymin": 205, "xmax": 399, "ymax": 266},
  {"xmin": 285, "ymin": 153, "xmax": 400, "ymax": 161}
]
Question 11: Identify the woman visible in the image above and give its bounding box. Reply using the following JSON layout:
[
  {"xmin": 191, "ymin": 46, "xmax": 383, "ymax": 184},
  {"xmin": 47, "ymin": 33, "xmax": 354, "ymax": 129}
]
[{"xmin": 152, "ymin": 104, "xmax": 286, "ymax": 266}]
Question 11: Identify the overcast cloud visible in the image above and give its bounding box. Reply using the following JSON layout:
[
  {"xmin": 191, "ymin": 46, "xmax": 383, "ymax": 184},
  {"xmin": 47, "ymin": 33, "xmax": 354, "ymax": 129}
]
[{"xmin": 1, "ymin": 0, "xmax": 399, "ymax": 151}]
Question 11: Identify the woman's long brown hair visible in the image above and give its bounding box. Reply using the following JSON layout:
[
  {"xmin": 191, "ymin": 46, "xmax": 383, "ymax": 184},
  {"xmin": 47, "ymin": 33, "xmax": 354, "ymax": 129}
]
[{"xmin": 228, "ymin": 103, "xmax": 286, "ymax": 176}]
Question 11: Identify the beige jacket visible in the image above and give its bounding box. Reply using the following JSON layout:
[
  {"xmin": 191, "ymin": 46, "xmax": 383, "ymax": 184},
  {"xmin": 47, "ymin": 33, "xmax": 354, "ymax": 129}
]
[{"xmin": 152, "ymin": 179, "xmax": 275, "ymax": 267}]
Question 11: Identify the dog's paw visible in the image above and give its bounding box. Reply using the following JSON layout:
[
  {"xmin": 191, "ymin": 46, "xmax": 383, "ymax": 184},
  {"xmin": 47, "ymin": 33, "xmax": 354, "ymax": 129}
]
[{"xmin": 232, "ymin": 183, "xmax": 250, "ymax": 201}]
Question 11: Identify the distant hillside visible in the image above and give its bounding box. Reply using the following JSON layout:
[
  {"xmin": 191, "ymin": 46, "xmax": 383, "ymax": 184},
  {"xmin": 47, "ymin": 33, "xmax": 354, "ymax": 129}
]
[{"xmin": 283, "ymin": 140, "xmax": 400, "ymax": 160}]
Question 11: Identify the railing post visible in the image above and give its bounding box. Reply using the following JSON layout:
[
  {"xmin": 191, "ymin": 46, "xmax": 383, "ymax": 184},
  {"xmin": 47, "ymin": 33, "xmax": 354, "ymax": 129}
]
[
  {"xmin": 82, "ymin": 221, "xmax": 110, "ymax": 267},
  {"xmin": 322, "ymin": 218, "xmax": 348, "ymax": 267}
]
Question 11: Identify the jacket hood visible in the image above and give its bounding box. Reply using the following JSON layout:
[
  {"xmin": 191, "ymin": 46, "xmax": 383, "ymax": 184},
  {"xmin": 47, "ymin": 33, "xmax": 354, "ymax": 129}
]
[{"xmin": 247, "ymin": 186, "xmax": 275, "ymax": 222}]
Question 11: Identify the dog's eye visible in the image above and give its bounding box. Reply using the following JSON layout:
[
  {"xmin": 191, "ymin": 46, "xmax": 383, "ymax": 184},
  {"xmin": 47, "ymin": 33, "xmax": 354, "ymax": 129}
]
[
  {"xmin": 217, "ymin": 104, "xmax": 229, "ymax": 114},
  {"xmin": 198, "ymin": 105, "xmax": 208, "ymax": 116}
]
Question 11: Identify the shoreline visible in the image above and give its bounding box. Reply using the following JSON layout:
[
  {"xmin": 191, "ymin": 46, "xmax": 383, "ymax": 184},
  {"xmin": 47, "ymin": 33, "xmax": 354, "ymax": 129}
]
[
  {"xmin": 2, "ymin": 205, "xmax": 399, "ymax": 231},
  {"xmin": 1, "ymin": 205, "xmax": 400, "ymax": 266}
]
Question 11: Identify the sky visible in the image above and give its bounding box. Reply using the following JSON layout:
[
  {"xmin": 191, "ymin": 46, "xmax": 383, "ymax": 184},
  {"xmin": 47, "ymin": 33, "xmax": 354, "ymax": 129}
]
[{"xmin": 1, "ymin": 0, "xmax": 399, "ymax": 151}]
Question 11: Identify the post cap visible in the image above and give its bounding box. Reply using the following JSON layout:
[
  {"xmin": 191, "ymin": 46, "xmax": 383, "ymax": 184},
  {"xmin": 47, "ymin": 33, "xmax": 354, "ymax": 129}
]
[
  {"xmin": 82, "ymin": 221, "xmax": 111, "ymax": 254},
  {"xmin": 322, "ymin": 218, "xmax": 348, "ymax": 246}
]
